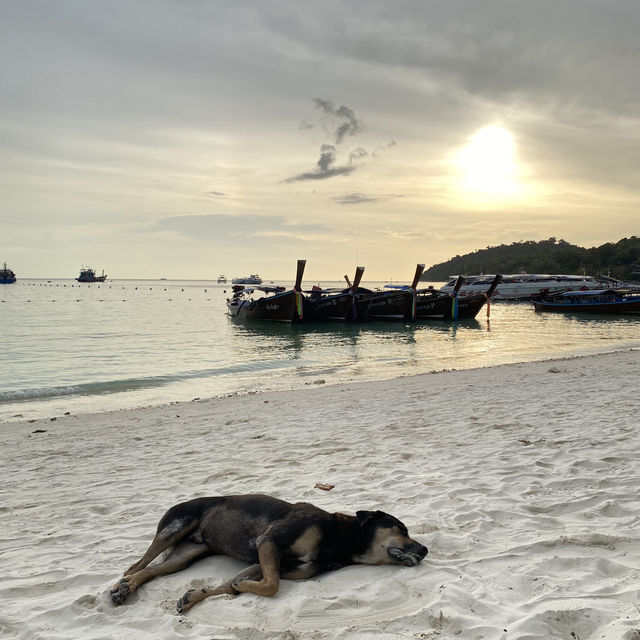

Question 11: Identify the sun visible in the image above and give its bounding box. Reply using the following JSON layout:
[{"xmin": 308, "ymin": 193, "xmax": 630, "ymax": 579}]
[{"xmin": 456, "ymin": 125, "xmax": 518, "ymax": 195}]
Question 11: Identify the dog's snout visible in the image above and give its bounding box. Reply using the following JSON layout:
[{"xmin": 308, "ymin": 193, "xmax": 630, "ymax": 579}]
[{"xmin": 408, "ymin": 540, "xmax": 428, "ymax": 560}]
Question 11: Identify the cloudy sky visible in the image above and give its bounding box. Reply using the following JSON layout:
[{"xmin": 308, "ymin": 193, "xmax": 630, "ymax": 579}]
[{"xmin": 1, "ymin": 1, "xmax": 639, "ymax": 280}]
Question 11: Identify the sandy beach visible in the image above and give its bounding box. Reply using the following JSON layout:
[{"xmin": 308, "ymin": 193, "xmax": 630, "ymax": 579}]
[{"xmin": 1, "ymin": 349, "xmax": 640, "ymax": 640}]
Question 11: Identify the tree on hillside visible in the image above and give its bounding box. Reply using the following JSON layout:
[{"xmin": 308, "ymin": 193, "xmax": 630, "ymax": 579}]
[{"xmin": 422, "ymin": 237, "xmax": 640, "ymax": 282}]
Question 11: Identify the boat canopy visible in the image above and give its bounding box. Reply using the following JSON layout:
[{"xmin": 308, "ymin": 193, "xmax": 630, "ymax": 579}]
[{"xmin": 560, "ymin": 289, "xmax": 613, "ymax": 297}]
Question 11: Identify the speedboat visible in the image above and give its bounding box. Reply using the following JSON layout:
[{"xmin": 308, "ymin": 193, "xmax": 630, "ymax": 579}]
[{"xmin": 441, "ymin": 273, "xmax": 602, "ymax": 301}]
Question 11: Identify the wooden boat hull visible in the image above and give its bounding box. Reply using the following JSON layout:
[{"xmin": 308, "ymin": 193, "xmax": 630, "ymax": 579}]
[
  {"xmin": 416, "ymin": 293, "xmax": 487, "ymax": 320},
  {"xmin": 307, "ymin": 292, "xmax": 359, "ymax": 322},
  {"xmin": 366, "ymin": 290, "xmax": 413, "ymax": 321},
  {"xmin": 227, "ymin": 289, "xmax": 307, "ymax": 322}
]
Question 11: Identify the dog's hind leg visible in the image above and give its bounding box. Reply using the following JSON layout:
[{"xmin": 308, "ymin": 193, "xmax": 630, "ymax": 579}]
[
  {"xmin": 123, "ymin": 517, "xmax": 200, "ymax": 576},
  {"xmin": 111, "ymin": 540, "xmax": 209, "ymax": 605},
  {"xmin": 176, "ymin": 564, "xmax": 263, "ymax": 613}
]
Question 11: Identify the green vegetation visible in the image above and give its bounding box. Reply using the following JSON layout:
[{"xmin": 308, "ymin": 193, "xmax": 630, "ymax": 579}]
[{"xmin": 422, "ymin": 237, "xmax": 640, "ymax": 282}]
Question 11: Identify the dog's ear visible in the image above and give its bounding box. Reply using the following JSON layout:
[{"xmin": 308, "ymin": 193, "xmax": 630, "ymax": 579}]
[{"xmin": 356, "ymin": 510, "xmax": 378, "ymax": 526}]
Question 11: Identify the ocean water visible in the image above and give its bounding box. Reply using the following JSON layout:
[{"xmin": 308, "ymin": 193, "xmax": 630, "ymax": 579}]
[{"xmin": 1, "ymin": 278, "xmax": 639, "ymax": 423}]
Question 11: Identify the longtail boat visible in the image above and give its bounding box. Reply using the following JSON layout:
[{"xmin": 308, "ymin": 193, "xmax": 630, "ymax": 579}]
[
  {"xmin": 384, "ymin": 274, "xmax": 502, "ymax": 321},
  {"xmin": 366, "ymin": 264, "xmax": 425, "ymax": 321},
  {"xmin": 306, "ymin": 267, "xmax": 369, "ymax": 322},
  {"xmin": 226, "ymin": 260, "xmax": 308, "ymax": 322}
]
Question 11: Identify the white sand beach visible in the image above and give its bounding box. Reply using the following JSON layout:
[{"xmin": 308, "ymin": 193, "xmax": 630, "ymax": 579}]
[{"xmin": 1, "ymin": 350, "xmax": 640, "ymax": 640}]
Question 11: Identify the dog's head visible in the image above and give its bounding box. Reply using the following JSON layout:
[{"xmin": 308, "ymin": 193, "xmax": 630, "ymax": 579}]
[{"xmin": 352, "ymin": 510, "xmax": 428, "ymax": 567}]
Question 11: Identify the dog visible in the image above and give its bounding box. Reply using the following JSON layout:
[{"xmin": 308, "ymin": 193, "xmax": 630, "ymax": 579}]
[{"xmin": 110, "ymin": 494, "xmax": 428, "ymax": 613}]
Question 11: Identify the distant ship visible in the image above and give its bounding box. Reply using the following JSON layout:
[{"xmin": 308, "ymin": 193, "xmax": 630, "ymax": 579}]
[
  {"xmin": 217, "ymin": 275, "xmax": 227, "ymax": 283},
  {"xmin": 0, "ymin": 262, "xmax": 16, "ymax": 284},
  {"xmin": 232, "ymin": 274, "xmax": 262, "ymax": 285},
  {"xmin": 76, "ymin": 267, "xmax": 107, "ymax": 283}
]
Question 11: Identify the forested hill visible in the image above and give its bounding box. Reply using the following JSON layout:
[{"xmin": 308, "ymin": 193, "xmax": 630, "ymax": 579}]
[{"xmin": 422, "ymin": 237, "xmax": 640, "ymax": 282}]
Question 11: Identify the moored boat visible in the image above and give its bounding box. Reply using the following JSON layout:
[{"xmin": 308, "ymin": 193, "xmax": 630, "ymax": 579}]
[
  {"xmin": 0, "ymin": 262, "xmax": 17, "ymax": 284},
  {"xmin": 232, "ymin": 274, "xmax": 262, "ymax": 285},
  {"xmin": 227, "ymin": 260, "xmax": 307, "ymax": 322},
  {"xmin": 441, "ymin": 273, "xmax": 602, "ymax": 301},
  {"xmin": 306, "ymin": 267, "xmax": 369, "ymax": 322},
  {"xmin": 532, "ymin": 289, "xmax": 640, "ymax": 314},
  {"xmin": 76, "ymin": 267, "xmax": 107, "ymax": 283},
  {"xmin": 415, "ymin": 275, "xmax": 502, "ymax": 320},
  {"xmin": 367, "ymin": 264, "xmax": 425, "ymax": 321}
]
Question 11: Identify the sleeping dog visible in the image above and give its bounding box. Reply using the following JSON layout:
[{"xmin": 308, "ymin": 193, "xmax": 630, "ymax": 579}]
[{"xmin": 110, "ymin": 494, "xmax": 428, "ymax": 612}]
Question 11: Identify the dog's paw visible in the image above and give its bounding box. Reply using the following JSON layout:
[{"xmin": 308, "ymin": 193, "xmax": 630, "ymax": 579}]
[
  {"xmin": 176, "ymin": 589, "xmax": 196, "ymax": 614},
  {"xmin": 110, "ymin": 578, "xmax": 131, "ymax": 605},
  {"xmin": 231, "ymin": 577, "xmax": 252, "ymax": 592}
]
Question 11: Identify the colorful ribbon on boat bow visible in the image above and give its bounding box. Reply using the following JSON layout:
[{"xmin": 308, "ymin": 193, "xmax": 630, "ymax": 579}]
[
  {"xmin": 484, "ymin": 292, "xmax": 491, "ymax": 318},
  {"xmin": 451, "ymin": 290, "xmax": 459, "ymax": 320},
  {"xmin": 295, "ymin": 290, "xmax": 304, "ymax": 319}
]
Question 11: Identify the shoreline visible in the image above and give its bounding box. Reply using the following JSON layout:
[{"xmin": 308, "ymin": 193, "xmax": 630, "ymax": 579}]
[
  {"xmin": 2, "ymin": 344, "xmax": 638, "ymax": 428},
  {"xmin": 1, "ymin": 342, "xmax": 638, "ymax": 426},
  {"xmin": 1, "ymin": 349, "xmax": 640, "ymax": 639}
]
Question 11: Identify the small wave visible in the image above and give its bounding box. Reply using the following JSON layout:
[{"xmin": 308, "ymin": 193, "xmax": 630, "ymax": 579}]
[{"xmin": 0, "ymin": 360, "xmax": 297, "ymax": 404}]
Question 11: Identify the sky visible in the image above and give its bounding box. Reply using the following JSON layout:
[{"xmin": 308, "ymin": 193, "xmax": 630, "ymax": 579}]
[{"xmin": 1, "ymin": 0, "xmax": 639, "ymax": 281}]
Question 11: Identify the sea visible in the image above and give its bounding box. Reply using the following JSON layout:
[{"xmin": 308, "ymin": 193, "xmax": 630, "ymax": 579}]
[{"xmin": 1, "ymin": 278, "xmax": 639, "ymax": 423}]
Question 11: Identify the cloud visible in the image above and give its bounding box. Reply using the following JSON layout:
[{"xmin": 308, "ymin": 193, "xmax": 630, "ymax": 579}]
[
  {"xmin": 285, "ymin": 144, "xmax": 356, "ymax": 182},
  {"xmin": 313, "ymin": 98, "xmax": 364, "ymax": 144},
  {"xmin": 372, "ymin": 140, "xmax": 397, "ymax": 157},
  {"xmin": 334, "ymin": 192, "xmax": 404, "ymax": 205},
  {"xmin": 153, "ymin": 213, "xmax": 328, "ymax": 239},
  {"xmin": 335, "ymin": 193, "xmax": 379, "ymax": 205},
  {"xmin": 287, "ymin": 98, "xmax": 394, "ymax": 183}
]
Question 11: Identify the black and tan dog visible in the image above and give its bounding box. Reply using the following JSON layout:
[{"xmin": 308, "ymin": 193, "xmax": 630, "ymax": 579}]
[{"xmin": 110, "ymin": 494, "xmax": 428, "ymax": 612}]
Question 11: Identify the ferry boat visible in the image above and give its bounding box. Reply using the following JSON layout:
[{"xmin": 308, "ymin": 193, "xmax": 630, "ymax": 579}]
[
  {"xmin": 0, "ymin": 262, "xmax": 16, "ymax": 284},
  {"xmin": 232, "ymin": 274, "xmax": 262, "ymax": 285},
  {"xmin": 76, "ymin": 267, "xmax": 107, "ymax": 283},
  {"xmin": 532, "ymin": 289, "xmax": 640, "ymax": 314},
  {"xmin": 441, "ymin": 273, "xmax": 602, "ymax": 301}
]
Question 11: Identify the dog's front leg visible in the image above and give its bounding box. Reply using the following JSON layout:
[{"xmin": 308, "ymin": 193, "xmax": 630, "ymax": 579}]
[
  {"xmin": 177, "ymin": 564, "xmax": 263, "ymax": 613},
  {"xmin": 231, "ymin": 537, "xmax": 280, "ymax": 597}
]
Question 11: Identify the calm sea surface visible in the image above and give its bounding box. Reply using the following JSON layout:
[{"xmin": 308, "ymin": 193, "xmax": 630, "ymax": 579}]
[{"xmin": 1, "ymin": 278, "xmax": 639, "ymax": 423}]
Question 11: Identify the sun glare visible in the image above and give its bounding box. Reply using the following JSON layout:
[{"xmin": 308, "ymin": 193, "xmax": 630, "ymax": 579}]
[{"xmin": 456, "ymin": 125, "xmax": 518, "ymax": 195}]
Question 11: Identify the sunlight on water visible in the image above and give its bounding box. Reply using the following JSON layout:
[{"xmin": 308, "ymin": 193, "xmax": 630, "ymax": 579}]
[{"xmin": 1, "ymin": 279, "xmax": 639, "ymax": 422}]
